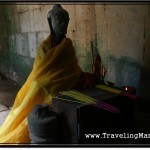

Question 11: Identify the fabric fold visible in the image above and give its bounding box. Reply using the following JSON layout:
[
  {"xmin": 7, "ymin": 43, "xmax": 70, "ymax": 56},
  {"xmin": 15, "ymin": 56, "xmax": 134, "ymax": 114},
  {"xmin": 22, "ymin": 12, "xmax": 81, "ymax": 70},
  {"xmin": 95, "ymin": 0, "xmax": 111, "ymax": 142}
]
[{"xmin": 0, "ymin": 35, "xmax": 81, "ymax": 143}]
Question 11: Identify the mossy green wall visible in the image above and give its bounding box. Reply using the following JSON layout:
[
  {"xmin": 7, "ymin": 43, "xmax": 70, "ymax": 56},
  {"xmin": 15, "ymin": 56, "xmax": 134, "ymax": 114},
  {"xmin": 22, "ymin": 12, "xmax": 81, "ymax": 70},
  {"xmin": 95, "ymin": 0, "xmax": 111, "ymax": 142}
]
[
  {"xmin": 0, "ymin": 5, "xmax": 34, "ymax": 85},
  {"xmin": 0, "ymin": 6, "xmax": 9, "ymax": 76}
]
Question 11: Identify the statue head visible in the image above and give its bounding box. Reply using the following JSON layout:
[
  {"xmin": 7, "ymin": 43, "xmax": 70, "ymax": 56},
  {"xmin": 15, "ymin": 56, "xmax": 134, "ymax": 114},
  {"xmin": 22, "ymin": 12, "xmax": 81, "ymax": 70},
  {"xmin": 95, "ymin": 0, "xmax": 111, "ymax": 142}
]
[{"xmin": 47, "ymin": 4, "xmax": 70, "ymax": 37}]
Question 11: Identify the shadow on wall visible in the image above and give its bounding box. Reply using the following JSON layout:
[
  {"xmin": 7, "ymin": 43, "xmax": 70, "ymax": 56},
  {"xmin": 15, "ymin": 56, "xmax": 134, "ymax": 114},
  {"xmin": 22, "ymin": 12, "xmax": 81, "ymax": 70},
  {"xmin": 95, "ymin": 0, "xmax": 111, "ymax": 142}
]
[
  {"xmin": 103, "ymin": 55, "xmax": 150, "ymax": 112},
  {"xmin": 104, "ymin": 56, "xmax": 142, "ymax": 94},
  {"xmin": 138, "ymin": 63, "xmax": 150, "ymax": 111}
]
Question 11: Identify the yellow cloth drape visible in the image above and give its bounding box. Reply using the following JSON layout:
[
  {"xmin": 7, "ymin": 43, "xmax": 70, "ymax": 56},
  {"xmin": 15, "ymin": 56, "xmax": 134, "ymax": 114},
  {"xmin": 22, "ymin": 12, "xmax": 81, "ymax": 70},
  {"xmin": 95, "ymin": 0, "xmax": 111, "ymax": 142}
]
[{"xmin": 0, "ymin": 35, "xmax": 81, "ymax": 143}]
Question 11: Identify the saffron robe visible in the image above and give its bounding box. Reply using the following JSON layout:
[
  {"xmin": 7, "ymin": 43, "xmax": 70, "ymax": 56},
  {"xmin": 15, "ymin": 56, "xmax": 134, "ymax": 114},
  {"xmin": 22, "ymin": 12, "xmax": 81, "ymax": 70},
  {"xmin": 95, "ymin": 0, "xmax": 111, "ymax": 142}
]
[{"xmin": 0, "ymin": 35, "xmax": 81, "ymax": 143}]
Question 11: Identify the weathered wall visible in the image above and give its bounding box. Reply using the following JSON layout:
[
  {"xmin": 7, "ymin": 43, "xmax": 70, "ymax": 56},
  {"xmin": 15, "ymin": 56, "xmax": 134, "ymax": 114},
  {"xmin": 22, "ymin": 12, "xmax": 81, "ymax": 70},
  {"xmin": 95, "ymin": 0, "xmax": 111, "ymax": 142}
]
[
  {"xmin": 1, "ymin": 3, "xmax": 150, "ymax": 101},
  {"xmin": 5, "ymin": 4, "xmax": 98, "ymax": 84},
  {"xmin": 138, "ymin": 5, "xmax": 150, "ymax": 101},
  {"xmin": 0, "ymin": 6, "xmax": 9, "ymax": 76},
  {"xmin": 95, "ymin": 5, "xmax": 148, "ymax": 92},
  {"xmin": 95, "ymin": 4, "xmax": 150, "ymax": 101}
]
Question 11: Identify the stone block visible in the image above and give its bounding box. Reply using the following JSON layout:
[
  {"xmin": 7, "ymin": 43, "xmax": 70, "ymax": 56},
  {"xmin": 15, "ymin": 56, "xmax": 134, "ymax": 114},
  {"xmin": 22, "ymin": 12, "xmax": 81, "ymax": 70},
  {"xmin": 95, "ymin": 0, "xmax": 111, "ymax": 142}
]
[
  {"xmin": 29, "ymin": 4, "xmax": 41, "ymax": 10},
  {"xmin": 74, "ymin": 44, "xmax": 86, "ymax": 57},
  {"xmin": 95, "ymin": 5, "xmax": 105, "ymax": 22},
  {"xmin": 40, "ymin": 5, "xmax": 50, "ymax": 32},
  {"xmin": 77, "ymin": 56, "xmax": 87, "ymax": 71},
  {"xmin": 78, "ymin": 55, "xmax": 92, "ymax": 73},
  {"xmin": 11, "ymin": 54, "xmax": 34, "ymax": 83},
  {"xmin": 73, "ymin": 29, "xmax": 86, "ymax": 52},
  {"xmin": 28, "ymin": 33, "xmax": 37, "ymax": 58},
  {"xmin": 121, "ymin": 20, "xmax": 144, "ymax": 62},
  {"xmin": 105, "ymin": 5, "xmax": 123, "ymax": 21},
  {"xmin": 105, "ymin": 57, "xmax": 141, "ymax": 88},
  {"xmin": 96, "ymin": 21, "xmax": 108, "ymax": 66},
  {"xmin": 122, "ymin": 5, "xmax": 148, "ymax": 21},
  {"xmin": 16, "ymin": 33, "xmax": 28, "ymax": 56},
  {"xmin": 19, "ymin": 11, "xmax": 31, "ymax": 33},
  {"xmin": 9, "ymin": 35, "xmax": 16, "ymax": 53},
  {"xmin": 105, "ymin": 61, "xmax": 116, "ymax": 84},
  {"xmin": 32, "ymin": 9, "xmax": 40, "ymax": 32},
  {"xmin": 16, "ymin": 5, "xmax": 28, "ymax": 13},
  {"xmin": 62, "ymin": 5, "xmax": 76, "ymax": 30},
  {"xmin": 75, "ymin": 5, "xmax": 85, "ymax": 31},
  {"xmin": 30, "ymin": 10, "xmax": 35, "ymax": 32},
  {"xmin": 66, "ymin": 29, "xmax": 75, "ymax": 41},
  {"xmin": 33, "ymin": 7, "xmax": 49, "ymax": 32},
  {"xmin": 107, "ymin": 18, "xmax": 144, "ymax": 63},
  {"xmin": 107, "ymin": 20, "xmax": 124, "ymax": 58},
  {"xmin": 42, "ymin": 4, "xmax": 52, "ymax": 12},
  {"xmin": 36, "ymin": 32, "xmax": 44, "ymax": 48}
]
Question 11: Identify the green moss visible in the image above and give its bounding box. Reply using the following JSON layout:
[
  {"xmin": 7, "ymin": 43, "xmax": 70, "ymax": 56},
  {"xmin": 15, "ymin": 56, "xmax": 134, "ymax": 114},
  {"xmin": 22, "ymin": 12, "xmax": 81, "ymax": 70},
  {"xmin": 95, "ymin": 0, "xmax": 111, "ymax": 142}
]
[{"xmin": 0, "ymin": 5, "xmax": 30, "ymax": 83}]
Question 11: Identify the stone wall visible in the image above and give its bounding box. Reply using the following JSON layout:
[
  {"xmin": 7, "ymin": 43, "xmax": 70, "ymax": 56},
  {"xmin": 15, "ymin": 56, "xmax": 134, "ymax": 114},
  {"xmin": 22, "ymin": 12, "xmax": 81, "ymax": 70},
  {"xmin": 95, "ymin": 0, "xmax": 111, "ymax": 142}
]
[
  {"xmin": 5, "ymin": 4, "xmax": 98, "ymax": 84},
  {"xmin": 95, "ymin": 4, "xmax": 150, "ymax": 100},
  {"xmin": 0, "ymin": 3, "xmax": 150, "ymax": 100},
  {"xmin": 95, "ymin": 5, "xmax": 148, "ymax": 90},
  {"xmin": 0, "ymin": 6, "xmax": 9, "ymax": 77}
]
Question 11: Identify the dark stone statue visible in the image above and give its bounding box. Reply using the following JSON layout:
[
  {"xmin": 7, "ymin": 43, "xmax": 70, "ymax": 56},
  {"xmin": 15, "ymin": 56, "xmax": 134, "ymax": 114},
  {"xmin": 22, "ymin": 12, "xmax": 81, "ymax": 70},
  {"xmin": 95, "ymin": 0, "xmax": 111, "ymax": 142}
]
[{"xmin": 47, "ymin": 4, "xmax": 70, "ymax": 45}]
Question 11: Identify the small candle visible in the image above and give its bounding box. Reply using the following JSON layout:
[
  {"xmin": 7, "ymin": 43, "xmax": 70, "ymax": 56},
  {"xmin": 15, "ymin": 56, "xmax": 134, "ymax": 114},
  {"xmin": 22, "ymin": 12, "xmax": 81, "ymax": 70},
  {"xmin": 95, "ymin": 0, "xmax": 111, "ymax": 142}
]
[
  {"xmin": 125, "ymin": 86, "xmax": 128, "ymax": 91},
  {"xmin": 122, "ymin": 86, "xmax": 136, "ymax": 95}
]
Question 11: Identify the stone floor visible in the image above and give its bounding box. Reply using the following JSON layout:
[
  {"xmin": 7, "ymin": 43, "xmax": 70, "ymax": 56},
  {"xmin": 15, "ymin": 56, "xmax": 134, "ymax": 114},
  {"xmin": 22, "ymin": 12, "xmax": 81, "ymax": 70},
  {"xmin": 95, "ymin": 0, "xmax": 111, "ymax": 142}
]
[
  {"xmin": 0, "ymin": 77, "xmax": 21, "ymax": 127},
  {"xmin": 0, "ymin": 106, "xmax": 11, "ymax": 127}
]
